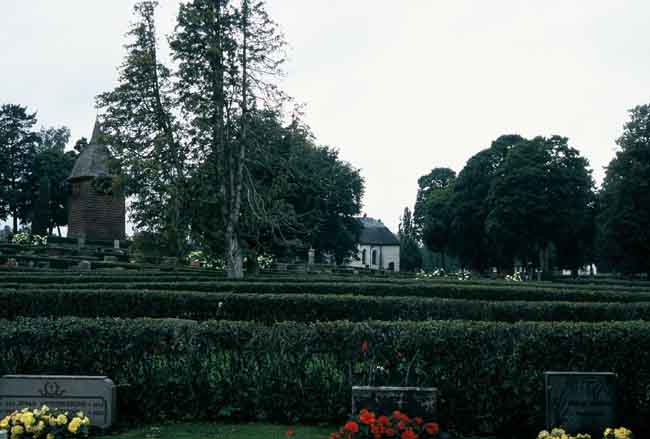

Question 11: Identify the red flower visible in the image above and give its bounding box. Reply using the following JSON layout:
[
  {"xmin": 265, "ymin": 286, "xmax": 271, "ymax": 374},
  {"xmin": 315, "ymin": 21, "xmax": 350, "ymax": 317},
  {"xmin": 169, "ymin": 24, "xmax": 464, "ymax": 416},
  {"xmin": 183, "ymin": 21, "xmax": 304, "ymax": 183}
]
[
  {"xmin": 424, "ymin": 422, "xmax": 439, "ymax": 435},
  {"xmin": 286, "ymin": 429, "xmax": 295, "ymax": 437},
  {"xmin": 397, "ymin": 421, "xmax": 407, "ymax": 431},
  {"xmin": 401, "ymin": 429, "xmax": 419, "ymax": 439},
  {"xmin": 330, "ymin": 433, "xmax": 341, "ymax": 439},
  {"xmin": 361, "ymin": 340, "xmax": 369, "ymax": 353},
  {"xmin": 378, "ymin": 415, "xmax": 390, "ymax": 426},
  {"xmin": 370, "ymin": 423, "xmax": 384, "ymax": 437},
  {"xmin": 392, "ymin": 411, "xmax": 409, "ymax": 424},
  {"xmin": 359, "ymin": 409, "xmax": 375, "ymax": 425},
  {"xmin": 385, "ymin": 428, "xmax": 397, "ymax": 437},
  {"xmin": 414, "ymin": 417, "xmax": 423, "ymax": 425},
  {"xmin": 344, "ymin": 421, "xmax": 359, "ymax": 433}
]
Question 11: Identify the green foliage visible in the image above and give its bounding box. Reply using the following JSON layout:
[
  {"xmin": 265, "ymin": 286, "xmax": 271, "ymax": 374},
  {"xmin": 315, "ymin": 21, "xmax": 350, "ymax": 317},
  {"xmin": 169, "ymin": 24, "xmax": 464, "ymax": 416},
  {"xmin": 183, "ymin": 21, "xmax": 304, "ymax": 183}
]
[
  {"xmin": 0, "ymin": 318, "xmax": 649, "ymax": 436},
  {"xmin": 598, "ymin": 104, "xmax": 650, "ymax": 276},
  {"xmin": 399, "ymin": 207, "xmax": 422, "ymax": 272},
  {"xmin": 414, "ymin": 168, "xmax": 456, "ymax": 259},
  {"xmin": 0, "ymin": 104, "xmax": 39, "ymax": 231},
  {"xmin": 6, "ymin": 279, "xmax": 650, "ymax": 303},
  {"xmin": 419, "ymin": 135, "xmax": 595, "ymax": 273},
  {"xmin": 5, "ymin": 288, "xmax": 650, "ymax": 323}
]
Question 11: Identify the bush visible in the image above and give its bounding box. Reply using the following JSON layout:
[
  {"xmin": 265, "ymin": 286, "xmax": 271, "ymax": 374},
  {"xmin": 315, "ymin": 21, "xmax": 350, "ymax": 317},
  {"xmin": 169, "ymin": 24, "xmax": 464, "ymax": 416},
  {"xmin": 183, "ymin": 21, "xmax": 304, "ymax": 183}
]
[
  {"xmin": 5, "ymin": 289, "xmax": 650, "ymax": 323},
  {"xmin": 5, "ymin": 281, "xmax": 650, "ymax": 303},
  {"xmin": 0, "ymin": 318, "xmax": 649, "ymax": 438}
]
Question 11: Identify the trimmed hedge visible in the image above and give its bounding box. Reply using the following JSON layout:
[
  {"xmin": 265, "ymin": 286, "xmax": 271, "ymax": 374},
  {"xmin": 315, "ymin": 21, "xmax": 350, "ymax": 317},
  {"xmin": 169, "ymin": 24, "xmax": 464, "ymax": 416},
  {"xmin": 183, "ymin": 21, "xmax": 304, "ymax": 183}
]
[
  {"xmin": 0, "ymin": 318, "xmax": 648, "ymax": 438},
  {"xmin": 5, "ymin": 289, "xmax": 650, "ymax": 322},
  {"xmin": 5, "ymin": 281, "xmax": 650, "ymax": 303}
]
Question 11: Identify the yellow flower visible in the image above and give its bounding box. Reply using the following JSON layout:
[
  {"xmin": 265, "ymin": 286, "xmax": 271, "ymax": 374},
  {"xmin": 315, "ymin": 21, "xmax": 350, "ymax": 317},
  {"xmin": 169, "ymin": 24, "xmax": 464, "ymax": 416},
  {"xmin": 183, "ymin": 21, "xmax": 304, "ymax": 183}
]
[
  {"xmin": 56, "ymin": 414, "xmax": 67, "ymax": 426},
  {"xmin": 48, "ymin": 416, "xmax": 57, "ymax": 426},
  {"xmin": 10, "ymin": 425, "xmax": 24, "ymax": 436},
  {"xmin": 46, "ymin": 434, "xmax": 55, "ymax": 439},
  {"xmin": 68, "ymin": 417, "xmax": 82, "ymax": 433},
  {"xmin": 614, "ymin": 427, "xmax": 632, "ymax": 439},
  {"xmin": 81, "ymin": 416, "xmax": 90, "ymax": 426},
  {"xmin": 20, "ymin": 413, "xmax": 34, "ymax": 427},
  {"xmin": 538, "ymin": 431, "xmax": 551, "ymax": 439},
  {"xmin": 0, "ymin": 416, "xmax": 9, "ymax": 429}
]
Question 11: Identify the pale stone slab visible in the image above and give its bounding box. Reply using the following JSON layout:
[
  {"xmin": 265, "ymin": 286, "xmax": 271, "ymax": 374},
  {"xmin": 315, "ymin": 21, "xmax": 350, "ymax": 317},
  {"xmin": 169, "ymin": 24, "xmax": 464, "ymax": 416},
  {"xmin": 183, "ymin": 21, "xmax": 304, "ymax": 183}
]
[{"xmin": 0, "ymin": 375, "xmax": 116, "ymax": 428}]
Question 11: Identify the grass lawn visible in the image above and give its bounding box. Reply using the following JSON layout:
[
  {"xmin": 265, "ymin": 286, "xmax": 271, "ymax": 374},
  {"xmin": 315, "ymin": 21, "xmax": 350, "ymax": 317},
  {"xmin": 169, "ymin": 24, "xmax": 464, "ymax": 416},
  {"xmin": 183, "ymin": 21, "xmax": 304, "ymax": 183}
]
[{"xmin": 96, "ymin": 422, "xmax": 334, "ymax": 439}]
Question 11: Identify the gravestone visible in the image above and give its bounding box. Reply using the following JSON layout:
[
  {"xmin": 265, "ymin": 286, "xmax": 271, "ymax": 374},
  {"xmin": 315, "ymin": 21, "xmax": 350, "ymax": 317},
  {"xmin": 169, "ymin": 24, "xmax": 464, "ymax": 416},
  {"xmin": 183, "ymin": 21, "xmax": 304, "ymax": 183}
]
[
  {"xmin": 78, "ymin": 260, "xmax": 91, "ymax": 270},
  {"xmin": 113, "ymin": 240, "xmax": 120, "ymax": 249},
  {"xmin": 352, "ymin": 386, "xmax": 437, "ymax": 420},
  {"xmin": 103, "ymin": 255, "xmax": 118, "ymax": 263},
  {"xmin": 0, "ymin": 375, "xmax": 115, "ymax": 429},
  {"xmin": 545, "ymin": 372, "xmax": 616, "ymax": 437}
]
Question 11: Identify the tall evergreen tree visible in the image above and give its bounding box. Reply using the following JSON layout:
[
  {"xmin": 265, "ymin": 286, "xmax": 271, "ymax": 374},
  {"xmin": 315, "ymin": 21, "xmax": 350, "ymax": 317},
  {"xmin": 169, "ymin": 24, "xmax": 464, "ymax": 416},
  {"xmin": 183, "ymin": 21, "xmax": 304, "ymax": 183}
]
[
  {"xmin": 97, "ymin": 0, "xmax": 192, "ymax": 257},
  {"xmin": 399, "ymin": 206, "xmax": 422, "ymax": 272},
  {"xmin": 170, "ymin": 0, "xmax": 285, "ymax": 277},
  {"xmin": 0, "ymin": 104, "xmax": 39, "ymax": 232}
]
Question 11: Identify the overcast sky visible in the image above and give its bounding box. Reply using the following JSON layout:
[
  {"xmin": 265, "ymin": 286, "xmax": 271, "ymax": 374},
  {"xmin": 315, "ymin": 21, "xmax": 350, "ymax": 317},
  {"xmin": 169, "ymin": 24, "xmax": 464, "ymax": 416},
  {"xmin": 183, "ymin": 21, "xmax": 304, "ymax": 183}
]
[{"xmin": 2, "ymin": 1, "xmax": 650, "ymax": 233}]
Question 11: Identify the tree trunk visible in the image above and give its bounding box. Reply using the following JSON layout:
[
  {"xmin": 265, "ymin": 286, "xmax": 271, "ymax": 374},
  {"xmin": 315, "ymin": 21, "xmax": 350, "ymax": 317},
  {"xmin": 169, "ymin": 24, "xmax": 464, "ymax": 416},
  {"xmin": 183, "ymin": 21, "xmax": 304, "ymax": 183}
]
[
  {"xmin": 225, "ymin": 223, "xmax": 243, "ymax": 278},
  {"xmin": 246, "ymin": 247, "xmax": 259, "ymax": 275},
  {"xmin": 57, "ymin": 226, "xmax": 61, "ymax": 237},
  {"xmin": 12, "ymin": 210, "xmax": 17, "ymax": 234}
]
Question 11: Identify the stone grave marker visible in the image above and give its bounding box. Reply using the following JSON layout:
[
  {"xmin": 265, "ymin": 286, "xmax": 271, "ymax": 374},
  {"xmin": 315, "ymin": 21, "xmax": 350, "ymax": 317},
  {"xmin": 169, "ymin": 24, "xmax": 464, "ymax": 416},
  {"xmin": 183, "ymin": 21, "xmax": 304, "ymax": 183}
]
[
  {"xmin": 352, "ymin": 386, "xmax": 437, "ymax": 420},
  {"xmin": 0, "ymin": 375, "xmax": 116, "ymax": 428},
  {"xmin": 545, "ymin": 372, "xmax": 616, "ymax": 437},
  {"xmin": 78, "ymin": 260, "xmax": 91, "ymax": 270}
]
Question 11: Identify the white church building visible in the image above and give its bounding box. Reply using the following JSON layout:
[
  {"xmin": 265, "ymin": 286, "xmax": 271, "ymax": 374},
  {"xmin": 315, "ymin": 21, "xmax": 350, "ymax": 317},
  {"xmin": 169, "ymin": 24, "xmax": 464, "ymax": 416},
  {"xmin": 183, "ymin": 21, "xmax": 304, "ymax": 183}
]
[{"xmin": 347, "ymin": 217, "xmax": 400, "ymax": 272}]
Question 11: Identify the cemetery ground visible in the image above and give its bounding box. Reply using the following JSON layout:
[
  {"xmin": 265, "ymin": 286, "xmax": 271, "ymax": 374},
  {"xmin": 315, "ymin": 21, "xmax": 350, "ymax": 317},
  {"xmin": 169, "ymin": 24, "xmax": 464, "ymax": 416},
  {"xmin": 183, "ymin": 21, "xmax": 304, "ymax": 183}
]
[
  {"xmin": 95, "ymin": 422, "xmax": 334, "ymax": 439},
  {"xmin": 0, "ymin": 257, "xmax": 649, "ymax": 438}
]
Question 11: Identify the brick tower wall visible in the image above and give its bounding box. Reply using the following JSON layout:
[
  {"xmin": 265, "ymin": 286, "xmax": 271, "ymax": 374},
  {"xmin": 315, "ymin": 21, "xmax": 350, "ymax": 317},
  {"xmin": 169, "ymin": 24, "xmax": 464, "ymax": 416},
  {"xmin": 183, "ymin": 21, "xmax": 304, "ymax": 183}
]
[{"xmin": 68, "ymin": 179, "xmax": 126, "ymax": 241}]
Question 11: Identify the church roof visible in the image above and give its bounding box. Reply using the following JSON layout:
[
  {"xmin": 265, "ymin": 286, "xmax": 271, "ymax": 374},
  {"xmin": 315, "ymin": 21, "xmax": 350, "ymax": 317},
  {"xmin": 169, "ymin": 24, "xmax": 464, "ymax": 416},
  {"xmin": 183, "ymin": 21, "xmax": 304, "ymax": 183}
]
[
  {"xmin": 358, "ymin": 217, "xmax": 400, "ymax": 246},
  {"xmin": 68, "ymin": 119, "xmax": 113, "ymax": 181}
]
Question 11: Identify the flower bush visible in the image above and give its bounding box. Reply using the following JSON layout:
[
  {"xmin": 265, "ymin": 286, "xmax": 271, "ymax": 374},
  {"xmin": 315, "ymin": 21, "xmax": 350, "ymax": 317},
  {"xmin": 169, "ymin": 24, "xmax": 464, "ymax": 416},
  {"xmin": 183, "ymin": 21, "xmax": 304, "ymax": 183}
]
[
  {"xmin": 12, "ymin": 232, "xmax": 47, "ymax": 247},
  {"xmin": 329, "ymin": 409, "xmax": 440, "ymax": 439},
  {"xmin": 504, "ymin": 272, "xmax": 523, "ymax": 282},
  {"xmin": 0, "ymin": 405, "xmax": 90, "ymax": 439},
  {"xmin": 537, "ymin": 427, "xmax": 633, "ymax": 439}
]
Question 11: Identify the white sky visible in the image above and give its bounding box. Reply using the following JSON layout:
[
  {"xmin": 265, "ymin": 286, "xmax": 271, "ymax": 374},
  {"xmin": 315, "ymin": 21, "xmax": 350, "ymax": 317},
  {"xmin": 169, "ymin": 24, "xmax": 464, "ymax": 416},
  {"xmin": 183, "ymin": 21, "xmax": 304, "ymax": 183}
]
[{"xmin": 2, "ymin": 1, "xmax": 650, "ymax": 233}]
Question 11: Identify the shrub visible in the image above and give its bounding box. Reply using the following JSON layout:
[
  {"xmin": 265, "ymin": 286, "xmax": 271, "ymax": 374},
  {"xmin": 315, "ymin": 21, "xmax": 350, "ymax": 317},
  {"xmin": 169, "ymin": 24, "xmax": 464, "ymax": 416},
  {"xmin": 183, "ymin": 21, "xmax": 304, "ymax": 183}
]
[
  {"xmin": 0, "ymin": 318, "xmax": 648, "ymax": 438},
  {"xmin": 5, "ymin": 289, "xmax": 650, "ymax": 323}
]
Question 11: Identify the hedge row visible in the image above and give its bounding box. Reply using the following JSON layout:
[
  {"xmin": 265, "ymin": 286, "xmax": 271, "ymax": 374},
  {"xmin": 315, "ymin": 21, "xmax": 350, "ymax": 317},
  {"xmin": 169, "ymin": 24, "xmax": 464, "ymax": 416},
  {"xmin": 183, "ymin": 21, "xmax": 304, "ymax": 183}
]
[
  {"xmin": 5, "ymin": 289, "xmax": 650, "ymax": 323},
  {"xmin": 1, "ymin": 318, "xmax": 648, "ymax": 437},
  {"xmin": 5, "ymin": 281, "xmax": 650, "ymax": 303},
  {"xmin": 3, "ymin": 272, "xmax": 650, "ymax": 292}
]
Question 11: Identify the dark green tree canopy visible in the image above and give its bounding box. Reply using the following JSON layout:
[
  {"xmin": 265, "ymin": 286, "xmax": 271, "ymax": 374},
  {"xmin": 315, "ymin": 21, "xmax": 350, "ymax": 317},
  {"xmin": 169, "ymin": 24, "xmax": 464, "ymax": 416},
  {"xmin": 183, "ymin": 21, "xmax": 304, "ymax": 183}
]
[
  {"xmin": 416, "ymin": 134, "xmax": 594, "ymax": 273},
  {"xmin": 598, "ymin": 104, "xmax": 650, "ymax": 275}
]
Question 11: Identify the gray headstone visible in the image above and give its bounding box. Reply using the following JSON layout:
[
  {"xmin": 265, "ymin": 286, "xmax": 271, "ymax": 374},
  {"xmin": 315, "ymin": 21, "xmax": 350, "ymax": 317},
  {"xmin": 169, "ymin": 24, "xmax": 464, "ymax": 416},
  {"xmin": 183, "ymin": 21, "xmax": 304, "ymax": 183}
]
[
  {"xmin": 545, "ymin": 372, "xmax": 616, "ymax": 436},
  {"xmin": 113, "ymin": 240, "xmax": 120, "ymax": 249},
  {"xmin": 308, "ymin": 248, "xmax": 315, "ymax": 265},
  {"xmin": 352, "ymin": 386, "xmax": 437, "ymax": 420},
  {"xmin": 103, "ymin": 255, "xmax": 118, "ymax": 263},
  {"xmin": 0, "ymin": 375, "xmax": 116, "ymax": 429},
  {"xmin": 78, "ymin": 260, "xmax": 91, "ymax": 271},
  {"xmin": 77, "ymin": 237, "xmax": 85, "ymax": 248},
  {"xmin": 0, "ymin": 429, "xmax": 6, "ymax": 439}
]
